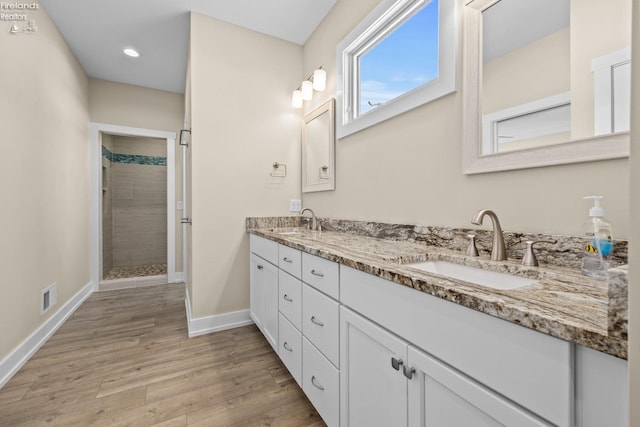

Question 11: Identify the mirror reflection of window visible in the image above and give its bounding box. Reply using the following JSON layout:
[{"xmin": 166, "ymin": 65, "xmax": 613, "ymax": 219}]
[
  {"xmin": 494, "ymin": 103, "xmax": 571, "ymax": 153},
  {"xmin": 480, "ymin": 0, "xmax": 631, "ymax": 155},
  {"xmin": 481, "ymin": 0, "xmax": 570, "ymax": 155}
]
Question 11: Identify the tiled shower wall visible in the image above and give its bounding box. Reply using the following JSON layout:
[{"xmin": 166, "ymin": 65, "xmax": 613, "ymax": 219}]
[{"xmin": 103, "ymin": 136, "xmax": 167, "ymax": 273}]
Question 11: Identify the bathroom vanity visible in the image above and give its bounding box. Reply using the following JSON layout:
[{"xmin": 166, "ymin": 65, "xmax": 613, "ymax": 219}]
[{"xmin": 247, "ymin": 218, "xmax": 628, "ymax": 427}]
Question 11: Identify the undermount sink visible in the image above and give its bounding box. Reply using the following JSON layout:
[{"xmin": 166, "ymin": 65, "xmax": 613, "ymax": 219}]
[{"xmin": 406, "ymin": 261, "xmax": 537, "ymax": 290}]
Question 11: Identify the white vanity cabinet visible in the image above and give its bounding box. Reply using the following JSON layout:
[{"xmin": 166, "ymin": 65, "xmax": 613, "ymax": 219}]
[
  {"xmin": 250, "ymin": 235, "xmax": 341, "ymax": 426},
  {"xmin": 340, "ymin": 265, "xmax": 571, "ymax": 427},
  {"xmin": 250, "ymin": 234, "xmax": 628, "ymax": 427},
  {"xmin": 249, "ymin": 235, "xmax": 279, "ymax": 352},
  {"xmin": 340, "ymin": 307, "xmax": 548, "ymax": 427}
]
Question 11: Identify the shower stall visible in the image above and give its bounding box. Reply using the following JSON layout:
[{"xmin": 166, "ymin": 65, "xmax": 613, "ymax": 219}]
[{"xmin": 101, "ymin": 134, "xmax": 168, "ymax": 284}]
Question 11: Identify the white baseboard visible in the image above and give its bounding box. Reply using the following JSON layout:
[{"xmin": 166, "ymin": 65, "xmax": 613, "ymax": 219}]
[
  {"xmin": 173, "ymin": 272, "xmax": 185, "ymax": 283},
  {"xmin": 0, "ymin": 280, "xmax": 95, "ymax": 389},
  {"xmin": 184, "ymin": 288, "xmax": 253, "ymax": 338}
]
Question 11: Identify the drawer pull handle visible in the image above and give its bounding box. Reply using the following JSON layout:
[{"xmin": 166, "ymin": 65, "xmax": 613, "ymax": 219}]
[
  {"xmin": 283, "ymin": 257, "xmax": 293, "ymax": 263},
  {"xmin": 391, "ymin": 357, "xmax": 403, "ymax": 371},
  {"xmin": 311, "ymin": 375, "xmax": 325, "ymax": 391},
  {"xmin": 283, "ymin": 294, "xmax": 293, "ymax": 302},
  {"xmin": 257, "ymin": 265, "xmax": 264, "ymax": 270},
  {"xmin": 310, "ymin": 316, "xmax": 324, "ymax": 327},
  {"xmin": 283, "ymin": 342, "xmax": 293, "ymax": 352},
  {"xmin": 310, "ymin": 269, "xmax": 324, "ymax": 277},
  {"xmin": 403, "ymin": 365, "xmax": 416, "ymax": 380}
]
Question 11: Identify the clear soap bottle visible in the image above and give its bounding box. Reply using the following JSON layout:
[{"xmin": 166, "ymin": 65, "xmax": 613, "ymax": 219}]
[{"xmin": 581, "ymin": 196, "xmax": 613, "ymax": 279}]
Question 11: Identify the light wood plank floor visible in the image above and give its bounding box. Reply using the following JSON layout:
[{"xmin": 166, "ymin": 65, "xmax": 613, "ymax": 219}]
[{"xmin": 0, "ymin": 283, "xmax": 325, "ymax": 427}]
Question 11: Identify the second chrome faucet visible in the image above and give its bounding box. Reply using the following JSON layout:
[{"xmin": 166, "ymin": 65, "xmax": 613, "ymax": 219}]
[
  {"xmin": 300, "ymin": 208, "xmax": 321, "ymax": 231},
  {"xmin": 471, "ymin": 209, "xmax": 507, "ymax": 261}
]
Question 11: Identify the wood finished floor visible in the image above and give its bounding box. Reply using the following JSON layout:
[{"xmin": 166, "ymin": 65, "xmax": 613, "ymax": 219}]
[{"xmin": 0, "ymin": 283, "xmax": 325, "ymax": 427}]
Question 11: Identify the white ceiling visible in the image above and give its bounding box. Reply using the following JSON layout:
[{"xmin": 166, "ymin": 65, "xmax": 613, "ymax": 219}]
[
  {"xmin": 482, "ymin": 0, "xmax": 569, "ymax": 63},
  {"xmin": 38, "ymin": 0, "xmax": 337, "ymax": 94}
]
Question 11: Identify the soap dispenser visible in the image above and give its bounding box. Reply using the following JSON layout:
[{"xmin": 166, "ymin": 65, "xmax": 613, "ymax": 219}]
[{"xmin": 581, "ymin": 196, "xmax": 613, "ymax": 279}]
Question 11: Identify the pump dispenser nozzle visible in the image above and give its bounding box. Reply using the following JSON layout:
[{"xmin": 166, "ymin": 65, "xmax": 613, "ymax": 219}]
[{"xmin": 584, "ymin": 195, "xmax": 605, "ymax": 217}]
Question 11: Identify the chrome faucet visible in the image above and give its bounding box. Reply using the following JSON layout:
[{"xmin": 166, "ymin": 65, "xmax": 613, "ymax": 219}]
[
  {"xmin": 300, "ymin": 208, "xmax": 320, "ymax": 231},
  {"xmin": 471, "ymin": 209, "xmax": 507, "ymax": 261}
]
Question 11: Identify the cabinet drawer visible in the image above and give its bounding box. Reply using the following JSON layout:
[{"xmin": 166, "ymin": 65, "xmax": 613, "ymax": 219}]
[
  {"xmin": 303, "ymin": 337, "xmax": 339, "ymax": 427},
  {"xmin": 279, "ymin": 271, "xmax": 302, "ymax": 330},
  {"xmin": 279, "ymin": 244, "xmax": 302, "ymax": 279},
  {"xmin": 303, "ymin": 284, "xmax": 340, "ymax": 367},
  {"xmin": 279, "ymin": 314, "xmax": 302, "ymax": 387},
  {"xmin": 249, "ymin": 234, "xmax": 278, "ymax": 265},
  {"xmin": 302, "ymin": 253, "xmax": 339, "ymax": 299}
]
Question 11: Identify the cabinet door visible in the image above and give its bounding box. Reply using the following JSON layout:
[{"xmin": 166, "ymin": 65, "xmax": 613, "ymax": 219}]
[
  {"xmin": 575, "ymin": 345, "xmax": 628, "ymax": 427},
  {"xmin": 340, "ymin": 307, "xmax": 407, "ymax": 427},
  {"xmin": 262, "ymin": 259, "xmax": 279, "ymax": 352},
  {"xmin": 407, "ymin": 346, "xmax": 549, "ymax": 427},
  {"xmin": 249, "ymin": 253, "xmax": 265, "ymax": 330}
]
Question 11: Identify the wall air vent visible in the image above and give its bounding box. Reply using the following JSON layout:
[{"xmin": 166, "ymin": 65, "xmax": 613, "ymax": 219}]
[{"xmin": 41, "ymin": 283, "xmax": 57, "ymax": 315}]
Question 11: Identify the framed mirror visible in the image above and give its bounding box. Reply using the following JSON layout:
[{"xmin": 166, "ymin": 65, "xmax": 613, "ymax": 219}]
[
  {"xmin": 302, "ymin": 98, "xmax": 335, "ymax": 192},
  {"xmin": 462, "ymin": 0, "xmax": 630, "ymax": 174}
]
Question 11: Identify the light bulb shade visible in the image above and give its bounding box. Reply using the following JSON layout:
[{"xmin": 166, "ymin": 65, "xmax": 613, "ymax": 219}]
[
  {"xmin": 313, "ymin": 69, "xmax": 326, "ymax": 91},
  {"xmin": 292, "ymin": 90, "xmax": 303, "ymax": 108},
  {"xmin": 301, "ymin": 80, "xmax": 313, "ymax": 100}
]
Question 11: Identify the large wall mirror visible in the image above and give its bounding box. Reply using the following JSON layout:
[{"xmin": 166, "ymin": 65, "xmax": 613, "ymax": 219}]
[
  {"xmin": 463, "ymin": 0, "xmax": 631, "ymax": 174},
  {"xmin": 302, "ymin": 98, "xmax": 335, "ymax": 192}
]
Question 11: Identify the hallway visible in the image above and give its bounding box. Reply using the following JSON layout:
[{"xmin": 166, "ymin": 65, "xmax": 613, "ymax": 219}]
[{"xmin": 0, "ymin": 284, "xmax": 323, "ymax": 426}]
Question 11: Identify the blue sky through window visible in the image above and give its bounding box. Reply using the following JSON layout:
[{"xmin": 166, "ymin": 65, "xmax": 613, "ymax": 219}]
[{"xmin": 359, "ymin": 0, "xmax": 440, "ymax": 115}]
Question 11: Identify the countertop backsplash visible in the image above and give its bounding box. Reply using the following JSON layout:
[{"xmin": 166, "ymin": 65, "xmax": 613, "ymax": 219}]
[{"xmin": 247, "ymin": 216, "xmax": 628, "ymax": 270}]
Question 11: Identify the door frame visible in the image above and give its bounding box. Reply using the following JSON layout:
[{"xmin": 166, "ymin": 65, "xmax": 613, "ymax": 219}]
[{"xmin": 90, "ymin": 122, "xmax": 177, "ymax": 287}]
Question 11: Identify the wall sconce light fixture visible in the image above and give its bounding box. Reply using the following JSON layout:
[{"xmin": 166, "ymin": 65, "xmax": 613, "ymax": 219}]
[{"xmin": 292, "ymin": 66, "xmax": 326, "ymax": 108}]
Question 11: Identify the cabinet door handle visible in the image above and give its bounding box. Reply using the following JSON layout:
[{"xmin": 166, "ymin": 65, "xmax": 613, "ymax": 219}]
[
  {"xmin": 283, "ymin": 257, "xmax": 293, "ymax": 263},
  {"xmin": 310, "ymin": 269, "xmax": 324, "ymax": 277},
  {"xmin": 310, "ymin": 316, "xmax": 324, "ymax": 327},
  {"xmin": 403, "ymin": 365, "xmax": 416, "ymax": 380},
  {"xmin": 283, "ymin": 294, "xmax": 293, "ymax": 302},
  {"xmin": 311, "ymin": 375, "xmax": 325, "ymax": 391},
  {"xmin": 257, "ymin": 265, "xmax": 264, "ymax": 270},
  {"xmin": 391, "ymin": 357, "xmax": 404, "ymax": 371},
  {"xmin": 283, "ymin": 342, "xmax": 293, "ymax": 352}
]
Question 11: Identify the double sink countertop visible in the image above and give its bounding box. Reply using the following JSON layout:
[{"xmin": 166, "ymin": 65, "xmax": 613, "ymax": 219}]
[{"xmin": 248, "ymin": 223, "xmax": 627, "ymax": 360}]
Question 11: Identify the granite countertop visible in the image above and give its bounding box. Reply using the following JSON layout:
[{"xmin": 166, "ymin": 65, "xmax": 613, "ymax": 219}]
[{"xmin": 248, "ymin": 225, "xmax": 627, "ymax": 360}]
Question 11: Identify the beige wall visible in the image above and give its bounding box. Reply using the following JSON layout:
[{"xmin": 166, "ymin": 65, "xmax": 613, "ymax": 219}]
[
  {"xmin": 628, "ymin": 2, "xmax": 639, "ymax": 424},
  {"xmin": 189, "ymin": 13, "xmax": 303, "ymax": 318},
  {"xmin": 483, "ymin": 28, "xmax": 570, "ymax": 115},
  {"xmin": 302, "ymin": 0, "xmax": 630, "ymax": 239},
  {"xmin": 89, "ymin": 79, "xmax": 184, "ymax": 132},
  {"xmin": 0, "ymin": 4, "xmax": 90, "ymax": 359},
  {"xmin": 89, "ymin": 79, "xmax": 185, "ymax": 273}
]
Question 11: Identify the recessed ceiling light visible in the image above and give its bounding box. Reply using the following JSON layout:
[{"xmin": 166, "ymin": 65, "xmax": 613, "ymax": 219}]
[{"xmin": 123, "ymin": 48, "xmax": 140, "ymax": 58}]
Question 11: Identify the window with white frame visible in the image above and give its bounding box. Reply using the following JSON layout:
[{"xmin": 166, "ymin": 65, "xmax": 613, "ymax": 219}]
[{"xmin": 336, "ymin": 0, "xmax": 456, "ymax": 138}]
